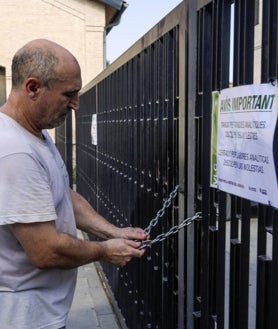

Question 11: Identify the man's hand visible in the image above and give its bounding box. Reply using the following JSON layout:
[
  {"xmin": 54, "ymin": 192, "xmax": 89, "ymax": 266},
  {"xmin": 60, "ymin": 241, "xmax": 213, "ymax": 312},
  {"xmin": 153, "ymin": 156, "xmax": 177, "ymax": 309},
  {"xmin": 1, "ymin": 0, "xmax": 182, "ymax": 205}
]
[
  {"xmin": 115, "ymin": 227, "xmax": 149, "ymax": 241},
  {"xmin": 102, "ymin": 239, "xmax": 145, "ymax": 266}
]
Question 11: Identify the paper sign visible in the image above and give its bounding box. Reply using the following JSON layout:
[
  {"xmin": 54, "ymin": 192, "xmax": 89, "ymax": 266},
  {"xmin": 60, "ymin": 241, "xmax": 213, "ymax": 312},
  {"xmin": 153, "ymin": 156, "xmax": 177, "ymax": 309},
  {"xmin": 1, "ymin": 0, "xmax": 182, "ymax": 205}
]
[
  {"xmin": 91, "ymin": 114, "xmax": 97, "ymax": 145},
  {"xmin": 211, "ymin": 82, "xmax": 278, "ymax": 207}
]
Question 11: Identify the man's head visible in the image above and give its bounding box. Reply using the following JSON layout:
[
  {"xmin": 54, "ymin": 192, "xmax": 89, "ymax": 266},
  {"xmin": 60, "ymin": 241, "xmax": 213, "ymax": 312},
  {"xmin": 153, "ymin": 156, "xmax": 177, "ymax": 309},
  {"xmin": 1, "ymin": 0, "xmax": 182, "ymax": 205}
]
[
  {"xmin": 8, "ymin": 39, "xmax": 82, "ymax": 131},
  {"xmin": 12, "ymin": 44, "xmax": 58, "ymax": 89},
  {"xmin": 11, "ymin": 39, "xmax": 81, "ymax": 89}
]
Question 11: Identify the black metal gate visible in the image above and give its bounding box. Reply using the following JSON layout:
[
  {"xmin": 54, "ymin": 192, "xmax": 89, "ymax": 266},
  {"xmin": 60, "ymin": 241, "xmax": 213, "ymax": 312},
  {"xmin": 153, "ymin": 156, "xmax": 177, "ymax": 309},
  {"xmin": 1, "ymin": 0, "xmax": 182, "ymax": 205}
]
[
  {"xmin": 63, "ymin": 0, "xmax": 278, "ymax": 328},
  {"xmin": 56, "ymin": 114, "xmax": 73, "ymax": 187}
]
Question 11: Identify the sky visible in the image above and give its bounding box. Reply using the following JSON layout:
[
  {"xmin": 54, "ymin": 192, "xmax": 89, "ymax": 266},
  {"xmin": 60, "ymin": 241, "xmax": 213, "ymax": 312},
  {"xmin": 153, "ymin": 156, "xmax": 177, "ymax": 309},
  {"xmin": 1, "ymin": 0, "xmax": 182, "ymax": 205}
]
[{"xmin": 106, "ymin": 0, "xmax": 183, "ymax": 63}]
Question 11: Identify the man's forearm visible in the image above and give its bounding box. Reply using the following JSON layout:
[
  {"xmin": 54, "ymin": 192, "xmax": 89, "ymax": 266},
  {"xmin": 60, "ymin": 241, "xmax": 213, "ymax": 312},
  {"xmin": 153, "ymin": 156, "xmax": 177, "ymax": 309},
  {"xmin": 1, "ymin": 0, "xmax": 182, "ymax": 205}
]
[
  {"xmin": 11, "ymin": 220, "xmax": 144, "ymax": 269},
  {"xmin": 70, "ymin": 189, "xmax": 121, "ymax": 239},
  {"xmin": 70, "ymin": 189, "xmax": 148, "ymax": 243},
  {"xmin": 41, "ymin": 233, "xmax": 105, "ymax": 268}
]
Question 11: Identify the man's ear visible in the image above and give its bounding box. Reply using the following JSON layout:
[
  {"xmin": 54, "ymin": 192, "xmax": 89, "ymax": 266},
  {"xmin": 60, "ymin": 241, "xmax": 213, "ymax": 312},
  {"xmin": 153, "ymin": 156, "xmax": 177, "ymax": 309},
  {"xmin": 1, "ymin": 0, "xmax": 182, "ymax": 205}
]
[{"xmin": 25, "ymin": 77, "xmax": 41, "ymax": 100}]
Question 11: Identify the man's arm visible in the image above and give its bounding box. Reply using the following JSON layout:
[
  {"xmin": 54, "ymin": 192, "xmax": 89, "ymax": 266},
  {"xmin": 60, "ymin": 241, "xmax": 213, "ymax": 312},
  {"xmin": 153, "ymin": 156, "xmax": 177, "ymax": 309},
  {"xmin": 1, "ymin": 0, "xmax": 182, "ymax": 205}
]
[
  {"xmin": 11, "ymin": 220, "xmax": 145, "ymax": 269},
  {"xmin": 70, "ymin": 189, "xmax": 148, "ymax": 241}
]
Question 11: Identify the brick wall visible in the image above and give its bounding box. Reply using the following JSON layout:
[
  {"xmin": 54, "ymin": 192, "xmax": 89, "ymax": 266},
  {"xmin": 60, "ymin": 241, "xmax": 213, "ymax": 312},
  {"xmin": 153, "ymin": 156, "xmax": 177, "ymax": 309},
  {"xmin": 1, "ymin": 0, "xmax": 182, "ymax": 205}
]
[{"xmin": 0, "ymin": 0, "xmax": 106, "ymax": 93}]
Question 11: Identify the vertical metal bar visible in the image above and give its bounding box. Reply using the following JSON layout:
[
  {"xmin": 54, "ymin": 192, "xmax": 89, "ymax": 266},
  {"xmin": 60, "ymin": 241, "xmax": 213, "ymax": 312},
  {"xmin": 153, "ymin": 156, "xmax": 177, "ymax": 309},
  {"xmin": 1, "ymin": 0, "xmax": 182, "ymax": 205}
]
[
  {"xmin": 256, "ymin": 255, "xmax": 272, "ymax": 329},
  {"xmin": 228, "ymin": 2, "xmax": 255, "ymax": 329},
  {"xmin": 256, "ymin": 203, "xmax": 272, "ymax": 329},
  {"xmin": 256, "ymin": 2, "xmax": 278, "ymax": 328},
  {"xmin": 164, "ymin": 32, "xmax": 171, "ymax": 329},
  {"xmin": 229, "ymin": 236, "xmax": 241, "ymax": 329},
  {"xmin": 216, "ymin": 191, "xmax": 227, "ymax": 328},
  {"xmin": 153, "ymin": 37, "xmax": 163, "ymax": 329},
  {"xmin": 271, "ymin": 211, "xmax": 278, "ymax": 329},
  {"xmin": 261, "ymin": 0, "xmax": 270, "ymax": 82},
  {"xmin": 213, "ymin": 1, "xmax": 231, "ymax": 328},
  {"xmin": 193, "ymin": 6, "xmax": 204, "ymax": 328},
  {"xmin": 55, "ymin": 112, "xmax": 73, "ymax": 187},
  {"xmin": 261, "ymin": 0, "xmax": 278, "ymax": 82},
  {"xmin": 185, "ymin": 2, "xmax": 197, "ymax": 328},
  {"xmin": 239, "ymin": 200, "xmax": 251, "ymax": 329},
  {"xmin": 200, "ymin": 3, "xmax": 213, "ymax": 329},
  {"xmin": 233, "ymin": 0, "xmax": 255, "ymax": 85}
]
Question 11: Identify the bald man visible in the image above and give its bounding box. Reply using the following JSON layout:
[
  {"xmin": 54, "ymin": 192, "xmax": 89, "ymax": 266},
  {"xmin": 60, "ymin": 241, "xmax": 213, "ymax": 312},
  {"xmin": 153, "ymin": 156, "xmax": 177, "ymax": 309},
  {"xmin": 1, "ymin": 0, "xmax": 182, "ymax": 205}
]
[{"xmin": 0, "ymin": 39, "xmax": 147, "ymax": 329}]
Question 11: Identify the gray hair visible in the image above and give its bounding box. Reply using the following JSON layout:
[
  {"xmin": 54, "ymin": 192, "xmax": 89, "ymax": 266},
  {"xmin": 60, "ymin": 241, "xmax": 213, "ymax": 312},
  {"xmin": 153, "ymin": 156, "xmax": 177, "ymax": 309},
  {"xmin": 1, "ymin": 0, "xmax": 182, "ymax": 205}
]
[{"xmin": 11, "ymin": 48, "xmax": 59, "ymax": 88}]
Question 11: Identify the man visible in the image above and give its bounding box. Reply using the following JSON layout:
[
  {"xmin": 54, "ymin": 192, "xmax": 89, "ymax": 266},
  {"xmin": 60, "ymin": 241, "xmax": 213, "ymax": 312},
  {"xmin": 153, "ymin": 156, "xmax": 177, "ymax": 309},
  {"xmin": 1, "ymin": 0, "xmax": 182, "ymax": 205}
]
[{"xmin": 0, "ymin": 39, "xmax": 147, "ymax": 329}]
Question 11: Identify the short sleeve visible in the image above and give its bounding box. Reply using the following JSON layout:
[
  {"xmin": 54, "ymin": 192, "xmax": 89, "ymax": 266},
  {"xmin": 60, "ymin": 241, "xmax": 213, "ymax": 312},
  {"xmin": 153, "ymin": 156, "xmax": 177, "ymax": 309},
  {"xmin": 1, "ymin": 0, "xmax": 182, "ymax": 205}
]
[{"xmin": 0, "ymin": 153, "xmax": 57, "ymax": 225}]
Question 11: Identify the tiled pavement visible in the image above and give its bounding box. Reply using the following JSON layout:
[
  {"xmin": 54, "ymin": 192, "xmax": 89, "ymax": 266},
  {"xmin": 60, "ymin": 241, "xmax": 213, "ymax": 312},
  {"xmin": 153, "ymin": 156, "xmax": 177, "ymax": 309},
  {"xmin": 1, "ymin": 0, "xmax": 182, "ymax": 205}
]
[{"xmin": 66, "ymin": 232, "xmax": 122, "ymax": 329}]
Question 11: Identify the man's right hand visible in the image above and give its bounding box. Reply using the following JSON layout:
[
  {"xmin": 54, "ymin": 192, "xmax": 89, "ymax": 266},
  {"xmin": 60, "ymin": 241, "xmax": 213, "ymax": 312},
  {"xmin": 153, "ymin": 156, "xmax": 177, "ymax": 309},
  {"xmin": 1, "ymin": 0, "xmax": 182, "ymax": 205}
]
[{"xmin": 101, "ymin": 239, "xmax": 146, "ymax": 266}]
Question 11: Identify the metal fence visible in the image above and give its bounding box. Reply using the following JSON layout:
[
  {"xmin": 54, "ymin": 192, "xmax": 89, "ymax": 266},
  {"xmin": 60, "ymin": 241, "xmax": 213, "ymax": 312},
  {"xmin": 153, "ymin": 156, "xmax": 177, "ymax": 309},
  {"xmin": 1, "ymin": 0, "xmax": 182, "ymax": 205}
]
[
  {"xmin": 56, "ymin": 114, "xmax": 73, "ymax": 187},
  {"xmin": 56, "ymin": 0, "xmax": 278, "ymax": 328},
  {"xmin": 76, "ymin": 8, "xmax": 182, "ymax": 327}
]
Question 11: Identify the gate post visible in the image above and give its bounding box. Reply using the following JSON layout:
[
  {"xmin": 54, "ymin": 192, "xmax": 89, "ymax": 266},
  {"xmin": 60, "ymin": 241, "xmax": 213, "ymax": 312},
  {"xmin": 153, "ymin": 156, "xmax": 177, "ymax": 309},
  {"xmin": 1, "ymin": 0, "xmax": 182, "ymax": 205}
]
[{"xmin": 178, "ymin": 0, "xmax": 197, "ymax": 328}]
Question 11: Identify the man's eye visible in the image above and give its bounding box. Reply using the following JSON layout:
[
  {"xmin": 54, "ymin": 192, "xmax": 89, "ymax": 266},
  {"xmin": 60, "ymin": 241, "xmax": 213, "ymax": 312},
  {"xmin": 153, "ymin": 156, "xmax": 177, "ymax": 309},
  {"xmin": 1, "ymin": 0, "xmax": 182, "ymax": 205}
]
[{"xmin": 65, "ymin": 93, "xmax": 75, "ymax": 98}]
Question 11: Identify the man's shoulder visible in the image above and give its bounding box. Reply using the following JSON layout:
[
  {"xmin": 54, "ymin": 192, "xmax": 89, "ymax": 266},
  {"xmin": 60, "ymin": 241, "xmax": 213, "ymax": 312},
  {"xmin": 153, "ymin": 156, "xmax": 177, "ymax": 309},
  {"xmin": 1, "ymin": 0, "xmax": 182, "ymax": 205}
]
[{"xmin": 0, "ymin": 115, "xmax": 32, "ymax": 158}]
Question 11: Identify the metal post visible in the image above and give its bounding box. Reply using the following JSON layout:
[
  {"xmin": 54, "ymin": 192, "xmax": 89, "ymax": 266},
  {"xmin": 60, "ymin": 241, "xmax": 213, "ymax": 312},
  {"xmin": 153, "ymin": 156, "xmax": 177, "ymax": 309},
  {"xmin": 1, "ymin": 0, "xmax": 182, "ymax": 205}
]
[{"xmin": 185, "ymin": 0, "xmax": 197, "ymax": 328}]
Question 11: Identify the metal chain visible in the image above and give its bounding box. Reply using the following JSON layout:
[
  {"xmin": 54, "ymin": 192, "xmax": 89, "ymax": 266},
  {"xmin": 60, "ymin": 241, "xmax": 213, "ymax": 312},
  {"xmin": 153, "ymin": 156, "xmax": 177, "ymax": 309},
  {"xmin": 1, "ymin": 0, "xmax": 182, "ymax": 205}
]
[
  {"xmin": 139, "ymin": 212, "xmax": 202, "ymax": 249},
  {"xmin": 139, "ymin": 185, "xmax": 202, "ymax": 249},
  {"xmin": 143, "ymin": 185, "xmax": 180, "ymax": 235}
]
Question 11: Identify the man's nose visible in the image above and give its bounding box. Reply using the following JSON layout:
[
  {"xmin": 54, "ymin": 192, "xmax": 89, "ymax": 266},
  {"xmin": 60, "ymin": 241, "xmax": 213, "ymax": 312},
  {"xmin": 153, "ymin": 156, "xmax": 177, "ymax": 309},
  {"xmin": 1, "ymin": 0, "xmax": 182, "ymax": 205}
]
[{"xmin": 69, "ymin": 95, "xmax": 79, "ymax": 111}]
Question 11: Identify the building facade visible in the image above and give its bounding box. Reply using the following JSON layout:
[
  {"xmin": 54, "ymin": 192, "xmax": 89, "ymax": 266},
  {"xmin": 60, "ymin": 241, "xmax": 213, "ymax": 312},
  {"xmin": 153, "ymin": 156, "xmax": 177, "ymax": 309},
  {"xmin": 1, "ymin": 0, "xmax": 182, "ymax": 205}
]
[
  {"xmin": 0, "ymin": 0, "xmax": 125, "ymax": 97},
  {"xmin": 0, "ymin": 0, "xmax": 125, "ymax": 138}
]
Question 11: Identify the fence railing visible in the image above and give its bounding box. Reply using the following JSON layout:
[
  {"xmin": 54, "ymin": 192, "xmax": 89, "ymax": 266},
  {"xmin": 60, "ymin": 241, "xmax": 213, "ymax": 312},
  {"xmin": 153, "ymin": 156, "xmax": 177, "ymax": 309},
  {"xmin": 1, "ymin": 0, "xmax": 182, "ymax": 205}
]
[
  {"xmin": 56, "ymin": 0, "xmax": 278, "ymax": 328},
  {"xmin": 76, "ymin": 6, "xmax": 183, "ymax": 327},
  {"xmin": 56, "ymin": 113, "xmax": 73, "ymax": 187}
]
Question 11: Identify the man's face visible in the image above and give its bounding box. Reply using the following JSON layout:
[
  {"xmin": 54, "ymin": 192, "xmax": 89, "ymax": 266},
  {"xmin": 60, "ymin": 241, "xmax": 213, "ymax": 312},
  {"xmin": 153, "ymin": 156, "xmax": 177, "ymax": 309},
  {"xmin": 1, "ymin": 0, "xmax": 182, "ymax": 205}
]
[{"xmin": 36, "ymin": 64, "xmax": 82, "ymax": 129}]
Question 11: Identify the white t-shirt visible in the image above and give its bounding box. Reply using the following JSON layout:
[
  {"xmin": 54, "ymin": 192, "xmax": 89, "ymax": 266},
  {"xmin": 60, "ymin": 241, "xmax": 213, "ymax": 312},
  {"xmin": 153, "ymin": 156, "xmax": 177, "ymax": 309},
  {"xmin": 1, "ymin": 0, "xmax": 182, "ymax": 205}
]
[{"xmin": 0, "ymin": 113, "xmax": 77, "ymax": 329}]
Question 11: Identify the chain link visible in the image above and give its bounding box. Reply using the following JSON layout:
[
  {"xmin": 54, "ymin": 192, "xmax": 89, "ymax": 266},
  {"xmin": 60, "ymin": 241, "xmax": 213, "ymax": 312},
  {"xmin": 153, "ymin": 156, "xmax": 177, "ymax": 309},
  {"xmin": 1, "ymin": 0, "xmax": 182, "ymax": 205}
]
[
  {"xmin": 143, "ymin": 185, "xmax": 180, "ymax": 235},
  {"xmin": 139, "ymin": 212, "xmax": 202, "ymax": 249},
  {"xmin": 139, "ymin": 185, "xmax": 202, "ymax": 249}
]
